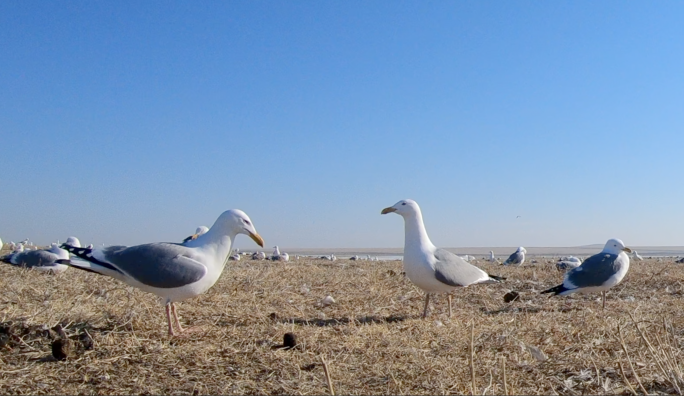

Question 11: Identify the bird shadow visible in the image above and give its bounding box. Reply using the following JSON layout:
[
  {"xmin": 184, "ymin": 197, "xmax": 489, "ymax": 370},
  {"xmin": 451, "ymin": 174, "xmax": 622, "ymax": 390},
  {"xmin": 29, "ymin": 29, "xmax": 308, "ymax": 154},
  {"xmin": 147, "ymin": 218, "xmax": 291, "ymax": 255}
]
[{"xmin": 269, "ymin": 313, "xmax": 409, "ymax": 327}]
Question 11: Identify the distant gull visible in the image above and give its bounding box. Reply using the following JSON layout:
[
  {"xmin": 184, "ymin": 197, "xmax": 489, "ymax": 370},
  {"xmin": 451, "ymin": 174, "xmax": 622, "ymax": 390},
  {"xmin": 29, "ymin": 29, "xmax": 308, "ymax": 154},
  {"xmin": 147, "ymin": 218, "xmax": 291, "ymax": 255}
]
[
  {"xmin": 381, "ymin": 199, "xmax": 505, "ymax": 318},
  {"xmin": 541, "ymin": 238, "xmax": 631, "ymax": 309},
  {"xmin": 183, "ymin": 226, "xmax": 209, "ymax": 243},
  {"xmin": 632, "ymin": 250, "xmax": 643, "ymax": 261},
  {"xmin": 61, "ymin": 209, "xmax": 264, "ymax": 336},
  {"xmin": 1, "ymin": 243, "xmax": 71, "ymax": 273},
  {"xmin": 271, "ymin": 246, "xmax": 289, "ymax": 261},
  {"xmin": 556, "ymin": 256, "xmax": 581, "ymax": 272},
  {"xmin": 489, "ymin": 251, "xmax": 496, "ymax": 262},
  {"xmin": 251, "ymin": 251, "xmax": 266, "ymax": 260},
  {"xmin": 503, "ymin": 247, "xmax": 526, "ymax": 266}
]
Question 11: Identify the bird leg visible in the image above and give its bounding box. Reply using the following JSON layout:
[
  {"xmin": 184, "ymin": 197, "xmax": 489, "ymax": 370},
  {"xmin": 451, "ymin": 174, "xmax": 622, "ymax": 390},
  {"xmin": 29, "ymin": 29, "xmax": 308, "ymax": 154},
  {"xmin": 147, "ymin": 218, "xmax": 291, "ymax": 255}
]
[
  {"xmin": 171, "ymin": 302, "xmax": 184, "ymax": 333},
  {"xmin": 165, "ymin": 303, "xmax": 176, "ymax": 336},
  {"xmin": 422, "ymin": 293, "xmax": 431, "ymax": 318},
  {"xmin": 602, "ymin": 291, "xmax": 606, "ymax": 310},
  {"xmin": 448, "ymin": 294, "xmax": 453, "ymax": 318}
]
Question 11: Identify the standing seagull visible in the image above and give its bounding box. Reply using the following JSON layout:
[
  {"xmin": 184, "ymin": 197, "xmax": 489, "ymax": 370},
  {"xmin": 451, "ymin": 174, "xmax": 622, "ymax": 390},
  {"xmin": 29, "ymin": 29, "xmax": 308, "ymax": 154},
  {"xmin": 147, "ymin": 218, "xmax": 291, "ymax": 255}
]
[
  {"xmin": 632, "ymin": 250, "xmax": 644, "ymax": 261},
  {"xmin": 381, "ymin": 199, "xmax": 505, "ymax": 318},
  {"xmin": 503, "ymin": 247, "xmax": 526, "ymax": 266},
  {"xmin": 61, "ymin": 209, "xmax": 264, "ymax": 336},
  {"xmin": 541, "ymin": 238, "xmax": 631, "ymax": 309}
]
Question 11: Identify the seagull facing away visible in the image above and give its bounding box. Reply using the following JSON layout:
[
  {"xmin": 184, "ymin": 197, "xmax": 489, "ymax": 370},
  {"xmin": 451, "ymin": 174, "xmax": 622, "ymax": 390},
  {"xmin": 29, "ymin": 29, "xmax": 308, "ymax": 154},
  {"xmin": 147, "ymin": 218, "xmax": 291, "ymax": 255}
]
[
  {"xmin": 183, "ymin": 226, "xmax": 209, "ymax": 243},
  {"xmin": 1, "ymin": 243, "xmax": 71, "ymax": 273},
  {"xmin": 61, "ymin": 209, "xmax": 264, "ymax": 336},
  {"xmin": 541, "ymin": 238, "xmax": 631, "ymax": 309},
  {"xmin": 489, "ymin": 251, "xmax": 496, "ymax": 262},
  {"xmin": 381, "ymin": 199, "xmax": 505, "ymax": 318},
  {"xmin": 503, "ymin": 247, "xmax": 526, "ymax": 266}
]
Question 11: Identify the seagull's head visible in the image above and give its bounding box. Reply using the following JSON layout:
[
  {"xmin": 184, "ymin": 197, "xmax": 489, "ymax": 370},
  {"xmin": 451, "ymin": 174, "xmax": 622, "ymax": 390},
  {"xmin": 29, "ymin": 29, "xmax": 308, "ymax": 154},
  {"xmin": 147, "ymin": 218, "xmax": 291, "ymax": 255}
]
[
  {"xmin": 66, "ymin": 236, "xmax": 81, "ymax": 248},
  {"xmin": 517, "ymin": 247, "xmax": 526, "ymax": 253},
  {"xmin": 381, "ymin": 199, "xmax": 420, "ymax": 217},
  {"xmin": 215, "ymin": 209, "xmax": 264, "ymax": 247},
  {"xmin": 603, "ymin": 238, "xmax": 631, "ymax": 255}
]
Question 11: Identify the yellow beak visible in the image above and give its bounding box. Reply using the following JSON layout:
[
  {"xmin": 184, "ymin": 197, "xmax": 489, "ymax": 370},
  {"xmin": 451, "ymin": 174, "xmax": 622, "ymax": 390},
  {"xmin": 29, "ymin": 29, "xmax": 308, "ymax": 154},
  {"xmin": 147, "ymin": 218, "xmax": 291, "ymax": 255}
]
[
  {"xmin": 249, "ymin": 231, "xmax": 264, "ymax": 247},
  {"xmin": 381, "ymin": 207, "xmax": 397, "ymax": 215},
  {"xmin": 623, "ymin": 247, "xmax": 632, "ymax": 253}
]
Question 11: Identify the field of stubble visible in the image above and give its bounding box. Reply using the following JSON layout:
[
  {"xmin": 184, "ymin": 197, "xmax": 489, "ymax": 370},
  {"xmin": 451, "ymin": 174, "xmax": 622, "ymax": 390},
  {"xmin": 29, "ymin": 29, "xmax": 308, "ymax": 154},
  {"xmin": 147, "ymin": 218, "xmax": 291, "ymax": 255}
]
[{"xmin": 1, "ymin": 250, "xmax": 683, "ymax": 395}]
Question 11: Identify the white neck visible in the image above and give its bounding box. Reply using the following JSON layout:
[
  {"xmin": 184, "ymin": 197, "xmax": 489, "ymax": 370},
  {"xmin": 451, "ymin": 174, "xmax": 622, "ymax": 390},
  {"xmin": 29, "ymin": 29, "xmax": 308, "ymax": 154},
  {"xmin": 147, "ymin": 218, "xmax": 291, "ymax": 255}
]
[
  {"xmin": 402, "ymin": 210, "xmax": 435, "ymax": 254},
  {"xmin": 184, "ymin": 227, "xmax": 236, "ymax": 268}
]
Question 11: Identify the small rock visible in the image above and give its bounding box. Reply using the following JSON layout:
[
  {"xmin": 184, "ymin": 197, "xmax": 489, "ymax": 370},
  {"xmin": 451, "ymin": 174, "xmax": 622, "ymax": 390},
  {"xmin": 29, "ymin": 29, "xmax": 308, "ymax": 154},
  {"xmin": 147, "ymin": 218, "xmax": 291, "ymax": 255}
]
[
  {"xmin": 434, "ymin": 320, "xmax": 443, "ymax": 327},
  {"xmin": 503, "ymin": 291, "xmax": 520, "ymax": 303},
  {"xmin": 79, "ymin": 331, "xmax": 94, "ymax": 350},
  {"xmin": 283, "ymin": 333, "xmax": 297, "ymax": 349},
  {"xmin": 52, "ymin": 338, "xmax": 72, "ymax": 361},
  {"xmin": 321, "ymin": 295, "xmax": 335, "ymax": 306}
]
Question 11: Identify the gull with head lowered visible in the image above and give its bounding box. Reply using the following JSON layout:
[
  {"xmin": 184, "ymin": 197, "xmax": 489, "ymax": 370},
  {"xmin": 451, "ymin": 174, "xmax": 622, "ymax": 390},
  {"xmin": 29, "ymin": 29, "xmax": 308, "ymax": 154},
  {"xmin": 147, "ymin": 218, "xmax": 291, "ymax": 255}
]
[
  {"xmin": 61, "ymin": 209, "xmax": 264, "ymax": 336},
  {"xmin": 542, "ymin": 238, "xmax": 631, "ymax": 309},
  {"xmin": 381, "ymin": 199, "xmax": 505, "ymax": 318}
]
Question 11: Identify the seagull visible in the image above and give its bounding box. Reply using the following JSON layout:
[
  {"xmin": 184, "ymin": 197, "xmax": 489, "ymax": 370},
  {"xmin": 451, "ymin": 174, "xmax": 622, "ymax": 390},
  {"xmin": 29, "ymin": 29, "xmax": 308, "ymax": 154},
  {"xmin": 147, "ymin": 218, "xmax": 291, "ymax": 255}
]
[
  {"xmin": 541, "ymin": 238, "xmax": 631, "ymax": 309},
  {"xmin": 251, "ymin": 251, "xmax": 266, "ymax": 260},
  {"xmin": 632, "ymin": 250, "xmax": 643, "ymax": 261},
  {"xmin": 381, "ymin": 199, "xmax": 505, "ymax": 318},
  {"xmin": 60, "ymin": 209, "xmax": 264, "ymax": 336},
  {"xmin": 503, "ymin": 247, "xmax": 526, "ymax": 266},
  {"xmin": 271, "ymin": 246, "xmax": 289, "ymax": 261},
  {"xmin": 489, "ymin": 251, "xmax": 496, "ymax": 262},
  {"xmin": 182, "ymin": 226, "xmax": 209, "ymax": 243},
  {"xmin": 556, "ymin": 257, "xmax": 581, "ymax": 272},
  {"xmin": 1, "ymin": 243, "xmax": 71, "ymax": 273}
]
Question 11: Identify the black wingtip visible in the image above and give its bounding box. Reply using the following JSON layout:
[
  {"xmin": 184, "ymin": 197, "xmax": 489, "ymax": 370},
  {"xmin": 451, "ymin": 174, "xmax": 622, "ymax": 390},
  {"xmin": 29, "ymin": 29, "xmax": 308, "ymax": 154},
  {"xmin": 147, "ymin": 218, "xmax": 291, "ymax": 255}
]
[
  {"xmin": 182, "ymin": 236, "xmax": 192, "ymax": 243},
  {"xmin": 489, "ymin": 274, "xmax": 506, "ymax": 282},
  {"xmin": 541, "ymin": 284, "xmax": 568, "ymax": 295}
]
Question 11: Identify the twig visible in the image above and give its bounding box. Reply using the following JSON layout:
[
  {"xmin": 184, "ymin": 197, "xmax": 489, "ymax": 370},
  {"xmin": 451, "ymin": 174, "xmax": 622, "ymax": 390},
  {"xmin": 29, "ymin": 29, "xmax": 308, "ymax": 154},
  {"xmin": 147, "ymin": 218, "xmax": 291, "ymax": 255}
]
[
  {"xmin": 321, "ymin": 356, "xmax": 335, "ymax": 396},
  {"xmin": 501, "ymin": 356, "xmax": 508, "ymax": 396},
  {"xmin": 617, "ymin": 324, "xmax": 649, "ymax": 395},
  {"xmin": 470, "ymin": 321, "xmax": 477, "ymax": 395},
  {"xmin": 618, "ymin": 361, "xmax": 638, "ymax": 396}
]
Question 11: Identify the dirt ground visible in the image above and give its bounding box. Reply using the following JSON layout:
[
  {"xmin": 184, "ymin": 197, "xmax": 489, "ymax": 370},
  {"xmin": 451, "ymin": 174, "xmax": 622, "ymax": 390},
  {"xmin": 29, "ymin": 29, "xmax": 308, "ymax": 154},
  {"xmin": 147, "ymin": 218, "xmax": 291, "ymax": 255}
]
[{"xmin": 1, "ymin": 249, "xmax": 683, "ymax": 395}]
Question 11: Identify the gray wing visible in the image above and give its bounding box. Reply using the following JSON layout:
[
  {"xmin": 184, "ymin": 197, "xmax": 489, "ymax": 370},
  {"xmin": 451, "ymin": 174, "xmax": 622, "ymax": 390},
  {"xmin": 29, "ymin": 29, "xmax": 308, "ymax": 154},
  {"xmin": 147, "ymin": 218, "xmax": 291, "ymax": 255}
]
[
  {"xmin": 12, "ymin": 250, "xmax": 61, "ymax": 268},
  {"xmin": 565, "ymin": 253, "xmax": 620, "ymax": 289},
  {"xmin": 505, "ymin": 251, "xmax": 523, "ymax": 265},
  {"xmin": 102, "ymin": 243, "xmax": 207, "ymax": 289},
  {"xmin": 433, "ymin": 249, "xmax": 490, "ymax": 287}
]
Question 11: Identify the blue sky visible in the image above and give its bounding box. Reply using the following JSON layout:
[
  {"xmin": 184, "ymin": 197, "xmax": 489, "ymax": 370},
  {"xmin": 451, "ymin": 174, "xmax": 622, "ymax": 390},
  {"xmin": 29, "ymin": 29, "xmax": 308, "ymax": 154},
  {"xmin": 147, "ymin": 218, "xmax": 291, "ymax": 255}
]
[{"xmin": 1, "ymin": 1, "xmax": 683, "ymax": 249}]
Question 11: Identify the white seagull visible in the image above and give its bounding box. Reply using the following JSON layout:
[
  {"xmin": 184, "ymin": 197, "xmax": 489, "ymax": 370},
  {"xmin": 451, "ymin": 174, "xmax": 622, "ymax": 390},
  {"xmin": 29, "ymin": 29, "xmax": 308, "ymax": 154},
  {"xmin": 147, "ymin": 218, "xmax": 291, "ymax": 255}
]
[
  {"xmin": 381, "ymin": 199, "xmax": 505, "ymax": 318},
  {"xmin": 542, "ymin": 238, "xmax": 631, "ymax": 309},
  {"xmin": 503, "ymin": 247, "xmax": 526, "ymax": 266},
  {"xmin": 61, "ymin": 209, "xmax": 264, "ymax": 336},
  {"xmin": 183, "ymin": 226, "xmax": 209, "ymax": 243},
  {"xmin": 489, "ymin": 250, "xmax": 496, "ymax": 262},
  {"xmin": 1, "ymin": 243, "xmax": 71, "ymax": 273},
  {"xmin": 271, "ymin": 246, "xmax": 289, "ymax": 261},
  {"xmin": 632, "ymin": 250, "xmax": 644, "ymax": 261}
]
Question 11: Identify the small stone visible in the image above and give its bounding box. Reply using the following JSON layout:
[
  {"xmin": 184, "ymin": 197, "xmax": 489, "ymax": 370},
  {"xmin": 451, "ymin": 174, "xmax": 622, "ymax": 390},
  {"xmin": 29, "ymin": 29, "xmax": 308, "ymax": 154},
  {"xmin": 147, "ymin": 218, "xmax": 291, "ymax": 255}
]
[
  {"xmin": 321, "ymin": 295, "xmax": 335, "ymax": 306},
  {"xmin": 503, "ymin": 291, "xmax": 520, "ymax": 303},
  {"xmin": 283, "ymin": 333, "xmax": 297, "ymax": 349},
  {"xmin": 52, "ymin": 338, "xmax": 72, "ymax": 361}
]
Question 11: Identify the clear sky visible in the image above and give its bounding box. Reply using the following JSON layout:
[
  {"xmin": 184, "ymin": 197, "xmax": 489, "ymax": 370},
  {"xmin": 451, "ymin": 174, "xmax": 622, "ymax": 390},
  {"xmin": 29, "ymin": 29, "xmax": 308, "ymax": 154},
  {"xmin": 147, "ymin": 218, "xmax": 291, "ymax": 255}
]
[{"xmin": 1, "ymin": 1, "xmax": 683, "ymax": 249}]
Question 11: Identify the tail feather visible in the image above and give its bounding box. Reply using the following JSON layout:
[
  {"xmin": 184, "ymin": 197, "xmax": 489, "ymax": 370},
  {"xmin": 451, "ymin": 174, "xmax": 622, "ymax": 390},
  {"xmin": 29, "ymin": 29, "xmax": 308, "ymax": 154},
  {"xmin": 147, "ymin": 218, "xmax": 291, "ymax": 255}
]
[
  {"xmin": 488, "ymin": 274, "xmax": 506, "ymax": 282},
  {"xmin": 60, "ymin": 244, "xmax": 124, "ymax": 276},
  {"xmin": 541, "ymin": 284, "xmax": 568, "ymax": 295}
]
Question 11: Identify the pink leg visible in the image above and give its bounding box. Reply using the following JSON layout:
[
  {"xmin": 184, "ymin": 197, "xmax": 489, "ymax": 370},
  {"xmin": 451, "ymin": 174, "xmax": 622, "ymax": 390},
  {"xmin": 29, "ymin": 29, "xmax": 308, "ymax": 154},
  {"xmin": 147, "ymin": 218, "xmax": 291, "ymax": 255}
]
[
  {"xmin": 165, "ymin": 303, "xmax": 175, "ymax": 336},
  {"xmin": 171, "ymin": 303, "xmax": 184, "ymax": 333}
]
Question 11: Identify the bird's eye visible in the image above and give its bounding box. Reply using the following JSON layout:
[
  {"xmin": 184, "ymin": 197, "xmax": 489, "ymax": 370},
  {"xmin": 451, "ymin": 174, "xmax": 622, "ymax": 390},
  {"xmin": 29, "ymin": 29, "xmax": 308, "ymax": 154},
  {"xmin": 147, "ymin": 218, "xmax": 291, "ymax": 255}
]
[
  {"xmin": 245, "ymin": 220, "xmax": 251, "ymax": 225},
  {"xmin": 402, "ymin": 202, "xmax": 406, "ymax": 206}
]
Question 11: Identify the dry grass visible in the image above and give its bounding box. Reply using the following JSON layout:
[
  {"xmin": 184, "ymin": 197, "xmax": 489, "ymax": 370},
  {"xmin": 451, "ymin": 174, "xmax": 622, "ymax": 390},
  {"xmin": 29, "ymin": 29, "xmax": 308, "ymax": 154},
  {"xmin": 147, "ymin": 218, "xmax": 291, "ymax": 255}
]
[{"xmin": 1, "ymin": 249, "xmax": 684, "ymax": 395}]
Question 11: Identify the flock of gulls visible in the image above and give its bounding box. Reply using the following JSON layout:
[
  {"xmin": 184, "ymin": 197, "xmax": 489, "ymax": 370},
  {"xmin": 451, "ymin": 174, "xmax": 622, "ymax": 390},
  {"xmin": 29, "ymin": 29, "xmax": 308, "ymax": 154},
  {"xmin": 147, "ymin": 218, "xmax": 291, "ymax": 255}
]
[{"xmin": 0, "ymin": 200, "xmax": 639, "ymax": 336}]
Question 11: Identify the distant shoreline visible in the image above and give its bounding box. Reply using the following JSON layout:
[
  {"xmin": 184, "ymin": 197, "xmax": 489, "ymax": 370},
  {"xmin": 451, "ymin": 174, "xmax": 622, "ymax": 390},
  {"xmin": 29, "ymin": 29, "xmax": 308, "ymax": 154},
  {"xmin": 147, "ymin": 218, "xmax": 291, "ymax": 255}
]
[{"xmin": 270, "ymin": 246, "xmax": 684, "ymax": 258}]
